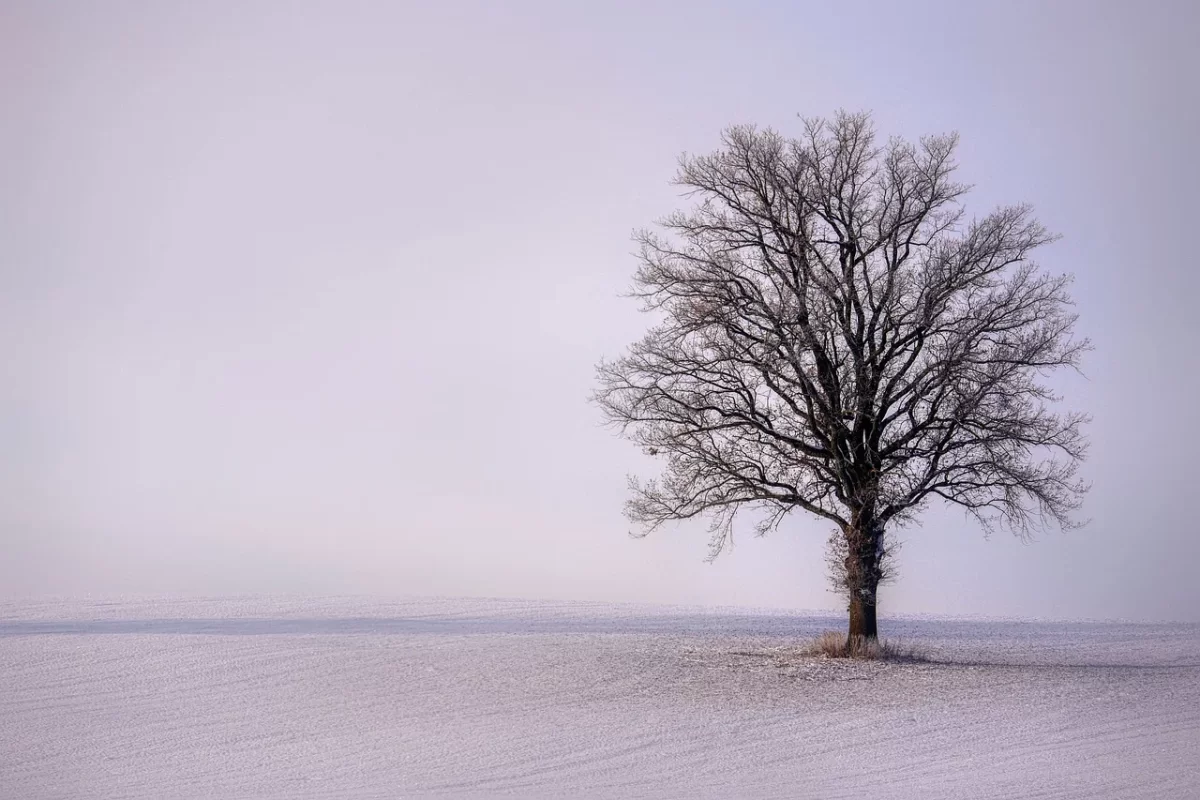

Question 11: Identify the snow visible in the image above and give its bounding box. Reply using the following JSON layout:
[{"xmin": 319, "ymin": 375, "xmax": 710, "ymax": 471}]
[{"xmin": 2, "ymin": 597, "xmax": 1198, "ymax": 799}]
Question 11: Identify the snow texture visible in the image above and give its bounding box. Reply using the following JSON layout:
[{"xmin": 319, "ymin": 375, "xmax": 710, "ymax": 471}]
[{"xmin": 2, "ymin": 596, "xmax": 1198, "ymax": 799}]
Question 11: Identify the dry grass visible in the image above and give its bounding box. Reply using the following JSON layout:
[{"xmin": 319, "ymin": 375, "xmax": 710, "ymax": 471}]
[{"xmin": 800, "ymin": 631, "xmax": 928, "ymax": 662}]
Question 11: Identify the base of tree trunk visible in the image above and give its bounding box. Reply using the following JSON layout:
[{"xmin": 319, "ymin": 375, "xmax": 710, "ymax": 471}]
[{"xmin": 848, "ymin": 594, "xmax": 879, "ymax": 641}]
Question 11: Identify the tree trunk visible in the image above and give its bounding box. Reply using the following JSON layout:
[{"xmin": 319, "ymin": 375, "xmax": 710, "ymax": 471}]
[
  {"xmin": 843, "ymin": 511, "xmax": 884, "ymax": 642},
  {"xmin": 848, "ymin": 592, "xmax": 878, "ymax": 640}
]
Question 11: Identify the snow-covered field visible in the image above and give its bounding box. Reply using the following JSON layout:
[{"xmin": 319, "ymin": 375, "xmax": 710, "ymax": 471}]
[{"xmin": 2, "ymin": 597, "xmax": 1198, "ymax": 799}]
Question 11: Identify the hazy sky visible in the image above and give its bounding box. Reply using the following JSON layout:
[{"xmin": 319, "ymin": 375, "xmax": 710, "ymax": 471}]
[{"xmin": 3, "ymin": 0, "xmax": 1198, "ymax": 621}]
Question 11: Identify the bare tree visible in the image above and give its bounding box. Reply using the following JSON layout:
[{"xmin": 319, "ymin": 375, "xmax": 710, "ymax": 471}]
[{"xmin": 595, "ymin": 112, "xmax": 1089, "ymax": 642}]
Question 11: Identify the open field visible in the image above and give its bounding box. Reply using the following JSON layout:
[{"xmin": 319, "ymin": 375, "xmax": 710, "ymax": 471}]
[{"xmin": 2, "ymin": 597, "xmax": 1198, "ymax": 799}]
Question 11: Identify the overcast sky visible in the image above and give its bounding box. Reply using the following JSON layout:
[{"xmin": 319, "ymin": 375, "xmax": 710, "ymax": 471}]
[{"xmin": 3, "ymin": 0, "xmax": 1197, "ymax": 621}]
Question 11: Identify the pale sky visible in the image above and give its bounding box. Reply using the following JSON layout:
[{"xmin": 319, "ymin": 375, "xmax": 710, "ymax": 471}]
[{"xmin": 3, "ymin": 0, "xmax": 1198, "ymax": 621}]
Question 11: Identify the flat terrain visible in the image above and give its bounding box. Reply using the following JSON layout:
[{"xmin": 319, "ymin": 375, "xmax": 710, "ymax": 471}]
[{"xmin": 2, "ymin": 597, "xmax": 1198, "ymax": 799}]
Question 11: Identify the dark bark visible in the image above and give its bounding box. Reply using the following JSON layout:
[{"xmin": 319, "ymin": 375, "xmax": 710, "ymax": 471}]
[
  {"xmin": 848, "ymin": 591, "xmax": 878, "ymax": 641},
  {"xmin": 843, "ymin": 514, "xmax": 883, "ymax": 640}
]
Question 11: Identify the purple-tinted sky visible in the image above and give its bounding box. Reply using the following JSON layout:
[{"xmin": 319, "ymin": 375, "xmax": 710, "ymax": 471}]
[{"xmin": 3, "ymin": 0, "xmax": 1197, "ymax": 620}]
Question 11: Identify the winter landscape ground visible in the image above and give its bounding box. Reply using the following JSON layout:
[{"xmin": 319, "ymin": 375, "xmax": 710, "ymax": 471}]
[{"xmin": 2, "ymin": 596, "xmax": 1198, "ymax": 799}]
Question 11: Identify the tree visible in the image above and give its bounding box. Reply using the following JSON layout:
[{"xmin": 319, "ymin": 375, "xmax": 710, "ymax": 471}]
[{"xmin": 594, "ymin": 112, "xmax": 1089, "ymax": 643}]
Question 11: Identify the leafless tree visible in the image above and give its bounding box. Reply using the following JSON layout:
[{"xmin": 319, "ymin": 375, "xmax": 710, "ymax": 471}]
[{"xmin": 595, "ymin": 112, "xmax": 1089, "ymax": 642}]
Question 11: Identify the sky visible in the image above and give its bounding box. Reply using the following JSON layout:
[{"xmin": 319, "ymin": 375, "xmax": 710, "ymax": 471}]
[{"xmin": 2, "ymin": 0, "xmax": 1198, "ymax": 621}]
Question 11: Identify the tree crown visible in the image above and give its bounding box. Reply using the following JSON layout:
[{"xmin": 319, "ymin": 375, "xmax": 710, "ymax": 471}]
[{"xmin": 595, "ymin": 112, "xmax": 1089, "ymax": 558}]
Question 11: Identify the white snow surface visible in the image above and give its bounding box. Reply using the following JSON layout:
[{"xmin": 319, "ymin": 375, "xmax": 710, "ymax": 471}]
[{"xmin": 2, "ymin": 596, "xmax": 1198, "ymax": 799}]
